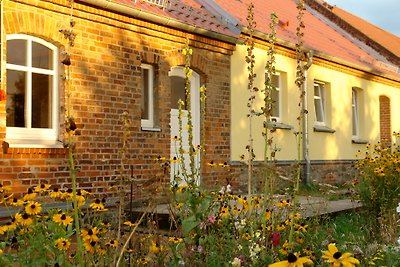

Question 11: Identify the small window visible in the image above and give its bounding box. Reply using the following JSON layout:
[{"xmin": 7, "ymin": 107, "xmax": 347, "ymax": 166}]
[
  {"xmin": 141, "ymin": 64, "xmax": 155, "ymax": 128},
  {"xmin": 352, "ymin": 89, "xmax": 359, "ymax": 138},
  {"xmin": 268, "ymin": 72, "xmax": 281, "ymax": 122},
  {"xmin": 314, "ymin": 82, "xmax": 326, "ymax": 125},
  {"xmin": 6, "ymin": 34, "xmax": 58, "ymax": 144}
]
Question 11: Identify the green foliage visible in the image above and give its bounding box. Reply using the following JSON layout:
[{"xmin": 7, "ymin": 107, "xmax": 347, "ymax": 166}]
[{"xmin": 355, "ymin": 142, "xmax": 400, "ymax": 210}]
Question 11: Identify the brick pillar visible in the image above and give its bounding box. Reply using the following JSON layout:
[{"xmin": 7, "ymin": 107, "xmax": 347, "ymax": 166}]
[{"xmin": 379, "ymin": 95, "xmax": 391, "ymax": 148}]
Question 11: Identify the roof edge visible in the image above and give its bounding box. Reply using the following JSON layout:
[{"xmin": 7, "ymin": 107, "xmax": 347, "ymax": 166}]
[
  {"xmin": 304, "ymin": 0, "xmax": 400, "ymax": 66},
  {"xmin": 76, "ymin": 0, "xmax": 240, "ymax": 45},
  {"xmin": 241, "ymin": 27, "xmax": 400, "ymax": 83}
]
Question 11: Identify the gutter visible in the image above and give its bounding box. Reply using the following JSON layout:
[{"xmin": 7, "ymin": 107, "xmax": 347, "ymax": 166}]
[{"xmin": 76, "ymin": 0, "xmax": 239, "ymax": 45}]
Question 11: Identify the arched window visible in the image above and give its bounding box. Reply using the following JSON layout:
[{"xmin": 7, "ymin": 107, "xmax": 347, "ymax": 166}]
[{"xmin": 6, "ymin": 34, "xmax": 59, "ymax": 145}]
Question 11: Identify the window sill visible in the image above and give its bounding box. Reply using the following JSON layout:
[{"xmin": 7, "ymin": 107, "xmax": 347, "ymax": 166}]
[
  {"xmin": 141, "ymin": 127, "xmax": 161, "ymax": 132},
  {"xmin": 4, "ymin": 139, "xmax": 64, "ymax": 149},
  {"xmin": 352, "ymin": 138, "xmax": 368, "ymax": 144},
  {"xmin": 313, "ymin": 125, "xmax": 336, "ymax": 133},
  {"xmin": 266, "ymin": 121, "xmax": 293, "ymax": 130}
]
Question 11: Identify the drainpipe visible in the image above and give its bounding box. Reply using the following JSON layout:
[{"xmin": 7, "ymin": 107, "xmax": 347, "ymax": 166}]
[
  {"xmin": 302, "ymin": 50, "xmax": 313, "ymax": 184},
  {"xmin": 77, "ymin": 0, "xmax": 239, "ymax": 44}
]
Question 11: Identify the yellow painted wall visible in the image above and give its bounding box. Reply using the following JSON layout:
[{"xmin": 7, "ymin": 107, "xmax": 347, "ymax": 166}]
[{"xmin": 231, "ymin": 44, "xmax": 400, "ymax": 161}]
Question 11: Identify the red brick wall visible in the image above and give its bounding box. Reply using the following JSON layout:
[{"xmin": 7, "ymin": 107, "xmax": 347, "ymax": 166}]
[
  {"xmin": 379, "ymin": 95, "xmax": 391, "ymax": 147},
  {"xmin": 0, "ymin": 0, "xmax": 234, "ymax": 201}
]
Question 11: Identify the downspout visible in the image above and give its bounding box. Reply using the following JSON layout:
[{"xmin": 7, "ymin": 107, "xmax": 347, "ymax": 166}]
[
  {"xmin": 77, "ymin": 0, "xmax": 239, "ymax": 44},
  {"xmin": 302, "ymin": 51, "xmax": 313, "ymax": 183}
]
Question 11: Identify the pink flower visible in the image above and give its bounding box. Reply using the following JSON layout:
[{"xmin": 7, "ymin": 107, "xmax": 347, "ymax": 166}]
[{"xmin": 208, "ymin": 215, "xmax": 216, "ymax": 224}]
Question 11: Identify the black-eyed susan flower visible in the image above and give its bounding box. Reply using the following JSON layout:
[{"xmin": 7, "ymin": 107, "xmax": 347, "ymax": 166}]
[
  {"xmin": 149, "ymin": 240, "xmax": 163, "ymax": 254},
  {"xmin": 49, "ymin": 188, "xmax": 63, "ymax": 199},
  {"xmin": 0, "ymin": 184, "xmax": 11, "ymax": 193},
  {"xmin": 23, "ymin": 188, "xmax": 37, "ymax": 201},
  {"xmin": 89, "ymin": 199, "xmax": 107, "ymax": 211},
  {"xmin": 268, "ymin": 252, "xmax": 313, "ymax": 267},
  {"xmin": 8, "ymin": 197, "xmax": 24, "ymax": 206},
  {"xmin": 25, "ymin": 201, "xmax": 42, "ymax": 215},
  {"xmin": 55, "ymin": 237, "xmax": 71, "ymax": 251},
  {"xmin": 170, "ymin": 156, "xmax": 179, "ymax": 163},
  {"xmin": 207, "ymin": 161, "xmax": 217, "ymax": 167},
  {"xmin": 34, "ymin": 184, "xmax": 51, "ymax": 193},
  {"xmin": 123, "ymin": 221, "xmax": 137, "ymax": 228},
  {"xmin": 83, "ymin": 240, "xmax": 96, "ymax": 254},
  {"xmin": 53, "ymin": 213, "xmax": 73, "ymax": 226},
  {"xmin": 277, "ymin": 199, "xmax": 291, "ymax": 208},
  {"xmin": 219, "ymin": 205, "xmax": 229, "ymax": 217},
  {"xmin": 105, "ymin": 239, "xmax": 118, "ymax": 248},
  {"xmin": 15, "ymin": 213, "xmax": 33, "ymax": 226},
  {"xmin": 81, "ymin": 227, "xmax": 99, "ymax": 242},
  {"xmin": 322, "ymin": 243, "xmax": 360, "ymax": 267},
  {"xmin": 265, "ymin": 209, "xmax": 272, "ymax": 220},
  {"xmin": 155, "ymin": 155, "xmax": 166, "ymax": 161},
  {"xmin": 136, "ymin": 257, "xmax": 150, "ymax": 265},
  {"xmin": 242, "ymin": 232, "xmax": 251, "ymax": 240},
  {"xmin": 4, "ymin": 218, "xmax": 17, "ymax": 232},
  {"xmin": 169, "ymin": 236, "xmax": 183, "ymax": 244}
]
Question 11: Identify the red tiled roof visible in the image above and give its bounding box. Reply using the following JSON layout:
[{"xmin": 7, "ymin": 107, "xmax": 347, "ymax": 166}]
[
  {"xmin": 213, "ymin": 0, "xmax": 398, "ymax": 76},
  {"xmin": 330, "ymin": 5, "xmax": 400, "ymax": 58},
  {"xmin": 113, "ymin": 0, "xmax": 238, "ymax": 37}
]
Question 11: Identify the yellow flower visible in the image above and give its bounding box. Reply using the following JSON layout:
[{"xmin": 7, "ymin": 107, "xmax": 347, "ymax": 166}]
[
  {"xmin": 49, "ymin": 188, "xmax": 63, "ymax": 199},
  {"xmin": 25, "ymin": 201, "xmax": 42, "ymax": 215},
  {"xmin": 83, "ymin": 240, "xmax": 96, "ymax": 254},
  {"xmin": 124, "ymin": 221, "xmax": 137, "ymax": 228},
  {"xmin": 0, "ymin": 184, "xmax": 11, "ymax": 193},
  {"xmin": 242, "ymin": 232, "xmax": 251, "ymax": 240},
  {"xmin": 322, "ymin": 243, "xmax": 360, "ymax": 267},
  {"xmin": 168, "ymin": 236, "xmax": 183, "ymax": 243},
  {"xmin": 53, "ymin": 213, "xmax": 73, "ymax": 226},
  {"xmin": 219, "ymin": 205, "xmax": 229, "ymax": 217},
  {"xmin": 81, "ymin": 227, "xmax": 99, "ymax": 243},
  {"xmin": 89, "ymin": 199, "xmax": 108, "ymax": 211},
  {"xmin": 106, "ymin": 239, "xmax": 118, "ymax": 248},
  {"xmin": 265, "ymin": 209, "xmax": 272, "ymax": 220},
  {"xmin": 23, "ymin": 188, "xmax": 37, "ymax": 201},
  {"xmin": 277, "ymin": 199, "xmax": 291, "ymax": 208},
  {"xmin": 8, "ymin": 197, "xmax": 24, "ymax": 206},
  {"xmin": 34, "ymin": 184, "xmax": 51, "ymax": 193},
  {"xmin": 55, "ymin": 238, "xmax": 71, "ymax": 251},
  {"xmin": 269, "ymin": 253, "xmax": 313, "ymax": 267},
  {"xmin": 15, "ymin": 213, "xmax": 33, "ymax": 226},
  {"xmin": 137, "ymin": 257, "xmax": 150, "ymax": 265},
  {"xmin": 149, "ymin": 240, "xmax": 163, "ymax": 254}
]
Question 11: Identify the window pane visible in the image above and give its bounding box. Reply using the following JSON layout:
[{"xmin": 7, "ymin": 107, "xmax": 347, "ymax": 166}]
[
  {"xmin": 352, "ymin": 91, "xmax": 358, "ymax": 136},
  {"xmin": 271, "ymin": 88, "xmax": 279, "ymax": 117},
  {"xmin": 6, "ymin": 70, "xmax": 26, "ymax": 127},
  {"xmin": 314, "ymin": 99, "xmax": 324, "ymax": 122},
  {"xmin": 32, "ymin": 73, "xmax": 52, "ymax": 128},
  {"xmin": 7, "ymin": 39, "xmax": 27, "ymax": 66},
  {"xmin": 271, "ymin": 74, "xmax": 280, "ymax": 88},
  {"xmin": 32, "ymin": 42, "xmax": 53, "ymax": 69},
  {"xmin": 171, "ymin": 76, "xmax": 187, "ymax": 110},
  {"xmin": 141, "ymin": 69, "xmax": 149, "ymax": 120}
]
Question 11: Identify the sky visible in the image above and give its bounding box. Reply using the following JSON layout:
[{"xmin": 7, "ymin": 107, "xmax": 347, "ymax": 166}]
[{"xmin": 326, "ymin": 0, "xmax": 400, "ymax": 36}]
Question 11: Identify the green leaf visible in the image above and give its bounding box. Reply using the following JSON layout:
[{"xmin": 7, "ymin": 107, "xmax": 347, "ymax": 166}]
[{"xmin": 182, "ymin": 216, "xmax": 199, "ymax": 236}]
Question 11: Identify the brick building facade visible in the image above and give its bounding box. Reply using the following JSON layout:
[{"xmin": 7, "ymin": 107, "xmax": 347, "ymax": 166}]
[{"xmin": 0, "ymin": 0, "xmax": 235, "ymax": 202}]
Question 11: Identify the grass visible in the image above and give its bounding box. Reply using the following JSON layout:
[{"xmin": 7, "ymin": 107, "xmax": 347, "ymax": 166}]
[{"xmin": 306, "ymin": 210, "xmax": 400, "ymax": 266}]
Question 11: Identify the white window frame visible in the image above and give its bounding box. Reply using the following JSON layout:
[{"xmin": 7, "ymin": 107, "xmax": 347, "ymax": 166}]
[
  {"xmin": 352, "ymin": 89, "xmax": 359, "ymax": 138},
  {"xmin": 5, "ymin": 34, "xmax": 59, "ymax": 145},
  {"xmin": 140, "ymin": 64, "xmax": 155, "ymax": 129},
  {"xmin": 269, "ymin": 72, "xmax": 282, "ymax": 122},
  {"xmin": 313, "ymin": 82, "xmax": 326, "ymax": 126}
]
